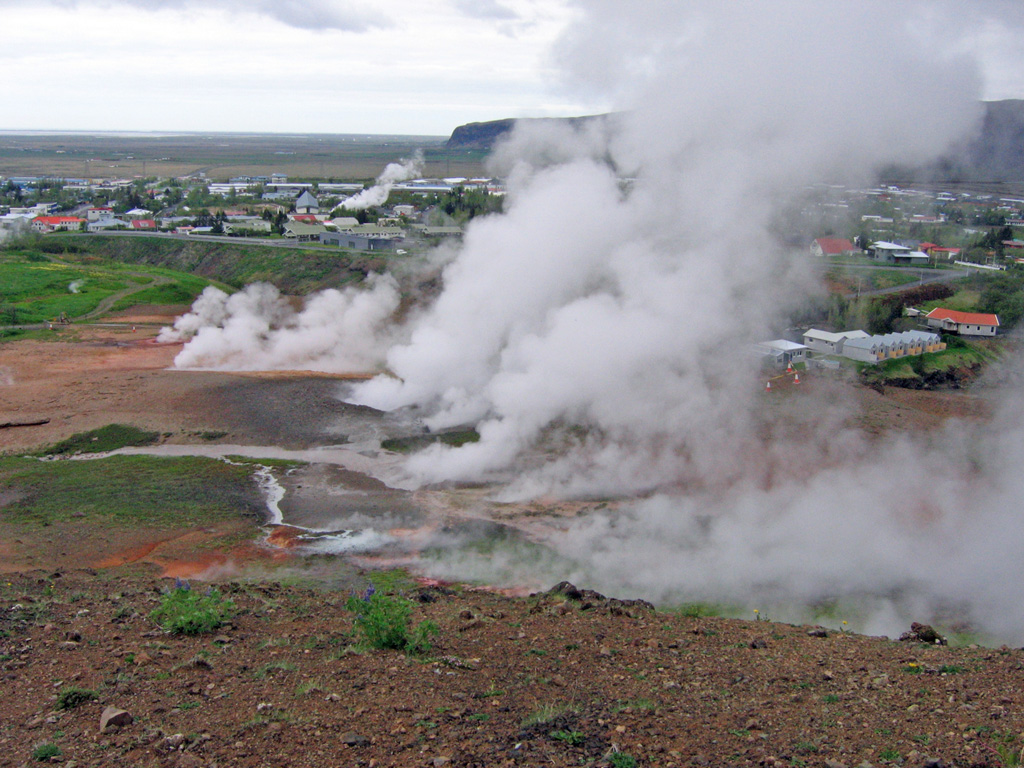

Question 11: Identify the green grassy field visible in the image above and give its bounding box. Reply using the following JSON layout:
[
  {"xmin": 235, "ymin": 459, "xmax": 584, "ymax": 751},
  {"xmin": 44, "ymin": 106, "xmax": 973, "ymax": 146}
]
[
  {"xmin": 0, "ymin": 454, "xmax": 262, "ymax": 528},
  {"xmin": 42, "ymin": 234, "xmax": 384, "ymax": 295},
  {"xmin": 0, "ymin": 246, "xmax": 229, "ymax": 324}
]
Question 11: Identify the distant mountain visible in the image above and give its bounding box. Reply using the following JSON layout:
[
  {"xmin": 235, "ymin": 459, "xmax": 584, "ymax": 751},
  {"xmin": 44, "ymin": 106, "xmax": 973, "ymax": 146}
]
[
  {"xmin": 446, "ymin": 114, "xmax": 614, "ymax": 150},
  {"xmin": 450, "ymin": 102, "xmax": 1024, "ymax": 183}
]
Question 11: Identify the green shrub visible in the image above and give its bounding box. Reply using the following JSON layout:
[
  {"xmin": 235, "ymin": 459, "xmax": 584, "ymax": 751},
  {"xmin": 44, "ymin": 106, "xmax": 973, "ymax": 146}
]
[
  {"xmin": 345, "ymin": 586, "xmax": 438, "ymax": 655},
  {"xmin": 550, "ymin": 729, "xmax": 584, "ymax": 745},
  {"xmin": 150, "ymin": 581, "xmax": 235, "ymax": 635},
  {"xmin": 31, "ymin": 743, "xmax": 61, "ymax": 761},
  {"xmin": 608, "ymin": 753, "xmax": 638, "ymax": 768},
  {"xmin": 56, "ymin": 686, "xmax": 97, "ymax": 710}
]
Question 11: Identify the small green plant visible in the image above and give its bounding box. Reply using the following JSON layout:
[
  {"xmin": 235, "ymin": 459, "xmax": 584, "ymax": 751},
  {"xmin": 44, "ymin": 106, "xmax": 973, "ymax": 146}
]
[
  {"xmin": 522, "ymin": 703, "xmax": 575, "ymax": 728},
  {"xmin": 608, "ymin": 753, "xmax": 638, "ymax": 768},
  {"xmin": 253, "ymin": 661, "xmax": 296, "ymax": 680},
  {"xmin": 550, "ymin": 729, "xmax": 585, "ymax": 745},
  {"xmin": 150, "ymin": 579, "xmax": 235, "ymax": 635},
  {"xmin": 902, "ymin": 663, "xmax": 923, "ymax": 674},
  {"xmin": 729, "ymin": 729, "xmax": 751, "ymax": 738},
  {"xmin": 879, "ymin": 748, "xmax": 901, "ymax": 761},
  {"xmin": 56, "ymin": 686, "xmax": 97, "ymax": 710},
  {"xmin": 177, "ymin": 701, "xmax": 200, "ymax": 711},
  {"xmin": 467, "ymin": 713, "xmax": 490, "ymax": 722},
  {"xmin": 990, "ymin": 742, "xmax": 1024, "ymax": 767},
  {"xmin": 822, "ymin": 694, "xmax": 840, "ymax": 704},
  {"xmin": 345, "ymin": 586, "xmax": 438, "ymax": 655},
  {"xmin": 938, "ymin": 664, "xmax": 964, "ymax": 674},
  {"xmin": 32, "ymin": 743, "xmax": 61, "ymax": 761}
]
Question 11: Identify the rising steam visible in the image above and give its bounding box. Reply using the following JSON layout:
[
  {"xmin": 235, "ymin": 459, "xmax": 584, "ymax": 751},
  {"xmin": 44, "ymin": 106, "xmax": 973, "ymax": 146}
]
[
  {"xmin": 159, "ymin": 276, "xmax": 400, "ymax": 372},
  {"xmin": 165, "ymin": 2, "xmax": 1024, "ymax": 641},
  {"xmin": 342, "ymin": 152, "xmax": 424, "ymax": 211}
]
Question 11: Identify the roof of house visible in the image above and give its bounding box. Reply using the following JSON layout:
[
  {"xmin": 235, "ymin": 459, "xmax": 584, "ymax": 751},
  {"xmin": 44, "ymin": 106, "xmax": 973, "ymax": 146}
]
[
  {"xmin": 34, "ymin": 216, "xmax": 85, "ymax": 224},
  {"xmin": 295, "ymin": 190, "xmax": 319, "ymax": 208},
  {"xmin": 758, "ymin": 339, "xmax": 808, "ymax": 353},
  {"xmin": 283, "ymin": 222, "xmax": 327, "ymax": 236},
  {"xmin": 926, "ymin": 308, "xmax": 1000, "ymax": 327},
  {"xmin": 871, "ymin": 241, "xmax": 910, "ymax": 251},
  {"xmin": 813, "ymin": 237, "xmax": 855, "ymax": 254},
  {"xmin": 803, "ymin": 328, "xmax": 870, "ymax": 343}
]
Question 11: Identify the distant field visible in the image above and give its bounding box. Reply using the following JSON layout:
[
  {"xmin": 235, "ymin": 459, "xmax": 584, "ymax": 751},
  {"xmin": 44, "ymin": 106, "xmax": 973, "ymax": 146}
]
[
  {"xmin": 0, "ymin": 132, "xmax": 489, "ymax": 181},
  {"xmin": 41, "ymin": 234, "xmax": 386, "ymax": 295}
]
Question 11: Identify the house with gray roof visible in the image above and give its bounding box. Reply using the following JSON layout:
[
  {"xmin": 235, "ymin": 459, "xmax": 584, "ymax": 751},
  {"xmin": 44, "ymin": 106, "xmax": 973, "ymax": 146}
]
[{"xmin": 295, "ymin": 190, "xmax": 320, "ymax": 214}]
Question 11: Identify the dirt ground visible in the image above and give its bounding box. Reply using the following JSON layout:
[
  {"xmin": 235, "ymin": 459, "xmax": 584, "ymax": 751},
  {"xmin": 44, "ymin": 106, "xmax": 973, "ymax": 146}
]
[{"xmin": 2, "ymin": 570, "xmax": 1023, "ymax": 768}]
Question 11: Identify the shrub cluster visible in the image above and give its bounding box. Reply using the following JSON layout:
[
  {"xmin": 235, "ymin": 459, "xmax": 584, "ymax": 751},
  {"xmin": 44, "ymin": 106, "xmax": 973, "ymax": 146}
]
[
  {"xmin": 345, "ymin": 585, "xmax": 438, "ymax": 655},
  {"xmin": 150, "ymin": 580, "xmax": 235, "ymax": 635}
]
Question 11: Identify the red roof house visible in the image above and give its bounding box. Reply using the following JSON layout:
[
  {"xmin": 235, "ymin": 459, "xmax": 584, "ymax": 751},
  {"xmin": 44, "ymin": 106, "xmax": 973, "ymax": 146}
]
[
  {"xmin": 32, "ymin": 216, "xmax": 85, "ymax": 233},
  {"xmin": 811, "ymin": 237, "xmax": 857, "ymax": 257},
  {"xmin": 924, "ymin": 308, "xmax": 1000, "ymax": 336}
]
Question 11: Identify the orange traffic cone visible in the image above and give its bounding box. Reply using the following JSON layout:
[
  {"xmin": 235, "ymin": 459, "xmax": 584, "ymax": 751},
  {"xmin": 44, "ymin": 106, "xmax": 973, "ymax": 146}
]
[
  {"xmin": 132, "ymin": 326, "xmax": 136, "ymax": 332},
  {"xmin": 765, "ymin": 381, "xmax": 772, "ymax": 392},
  {"xmin": 794, "ymin": 373, "xmax": 801, "ymax": 384},
  {"xmin": 786, "ymin": 362, "xmax": 794, "ymax": 373}
]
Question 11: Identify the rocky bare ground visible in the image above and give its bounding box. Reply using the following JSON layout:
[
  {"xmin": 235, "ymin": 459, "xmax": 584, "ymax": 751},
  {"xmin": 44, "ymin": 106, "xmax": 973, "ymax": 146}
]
[{"xmin": 2, "ymin": 570, "xmax": 1023, "ymax": 768}]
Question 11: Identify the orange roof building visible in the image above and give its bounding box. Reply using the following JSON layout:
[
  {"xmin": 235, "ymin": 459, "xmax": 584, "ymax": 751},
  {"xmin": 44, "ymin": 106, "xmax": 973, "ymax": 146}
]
[{"xmin": 924, "ymin": 307, "xmax": 1000, "ymax": 336}]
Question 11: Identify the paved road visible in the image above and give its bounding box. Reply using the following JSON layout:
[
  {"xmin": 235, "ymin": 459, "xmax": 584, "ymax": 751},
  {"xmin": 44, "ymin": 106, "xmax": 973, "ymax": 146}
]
[
  {"xmin": 60, "ymin": 230, "xmax": 353, "ymax": 251},
  {"xmin": 813, "ymin": 263, "xmax": 971, "ymax": 297}
]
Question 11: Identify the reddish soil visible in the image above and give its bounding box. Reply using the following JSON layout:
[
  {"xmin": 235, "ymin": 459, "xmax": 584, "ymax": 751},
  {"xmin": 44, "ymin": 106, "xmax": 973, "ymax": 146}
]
[{"xmin": 2, "ymin": 570, "xmax": 1022, "ymax": 768}]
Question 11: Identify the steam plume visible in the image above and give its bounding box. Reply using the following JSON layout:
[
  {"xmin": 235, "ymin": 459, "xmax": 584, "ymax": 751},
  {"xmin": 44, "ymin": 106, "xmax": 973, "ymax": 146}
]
[
  {"xmin": 342, "ymin": 153, "xmax": 424, "ymax": 211},
  {"xmin": 159, "ymin": 276, "xmax": 400, "ymax": 372}
]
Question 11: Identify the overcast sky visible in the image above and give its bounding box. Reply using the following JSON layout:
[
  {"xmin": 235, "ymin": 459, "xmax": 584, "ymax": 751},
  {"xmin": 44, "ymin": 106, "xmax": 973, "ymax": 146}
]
[{"xmin": 2, "ymin": 0, "xmax": 1024, "ymax": 137}]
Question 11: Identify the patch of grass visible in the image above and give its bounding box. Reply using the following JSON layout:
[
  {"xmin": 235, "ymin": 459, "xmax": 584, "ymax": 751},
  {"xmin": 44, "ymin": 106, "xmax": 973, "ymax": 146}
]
[
  {"xmin": 56, "ymin": 686, "xmax": 98, "ymax": 710},
  {"xmin": 0, "ymin": 454, "xmax": 262, "ymax": 527},
  {"xmin": 31, "ymin": 743, "xmax": 61, "ymax": 761},
  {"xmin": 938, "ymin": 664, "xmax": 964, "ymax": 674},
  {"xmin": 40, "ymin": 423, "xmax": 160, "ymax": 456},
  {"xmin": 608, "ymin": 753, "xmax": 638, "ymax": 768},
  {"xmin": 612, "ymin": 698, "xmax": 656, "ymax": 713},
  {"xmin": 345, "ymin": 587, "xmax": 438, "ymax": 655},
  {"xmin": 550, "ymin": 729, "xmax": 584, "ymax": 745},
  {"xmin": 674, "ymin": 601, "xmax": 725, "ymax": 618},
  {"xmin": 150, "ymin": 582, "xmax": 236, "ymax": 635},
  {"xmin": 521, "ymin": 703, "xmax": 574, "ymax": 728},
  {"xmin": 381, "ymin": 429, "xmax": 481, "ymax": 454},
  {"xmin": 295, "ymin": 678, "xmax": 326, "ymax": 696},
  {"xmin": 878, "ymin": 748, "xmax": 902, "ymax": 761},
  {"xmin": 253, "ymin": 661, "xmax": 297, "ymax": 680}
]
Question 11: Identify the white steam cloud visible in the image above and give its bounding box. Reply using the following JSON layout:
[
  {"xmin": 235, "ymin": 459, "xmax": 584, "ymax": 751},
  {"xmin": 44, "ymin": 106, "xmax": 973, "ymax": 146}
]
[
  {"xmin": 163, "ymin": 1, "xmax": 1024, "ymax": 641},
  {"xmin": 351, "ymin": 1, "xmax": 982, "ymax": 494},
  {"xmin": 159, "ymin": 276, "xmax": 400, "ymax": 372},
  {"xmin": 342, "ymin": 153, "xmax": 424, "ymax": 211}
]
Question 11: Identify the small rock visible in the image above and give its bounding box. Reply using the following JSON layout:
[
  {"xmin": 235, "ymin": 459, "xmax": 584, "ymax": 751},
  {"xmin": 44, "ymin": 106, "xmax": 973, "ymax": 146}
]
[
  {"xmin": 749, "ymin": 638, "xmax": 768, "ymax": 649},
  {"xmin": 341, "ymin": 731, "xmax": 370, "ymax": 747},
  {"xmin": 807, "ymin": 627, "xmax": 829, "ymax": 638},
  {"xmin": 99, "ymin": 706, "xmax": 133, "ymax": 732}
]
